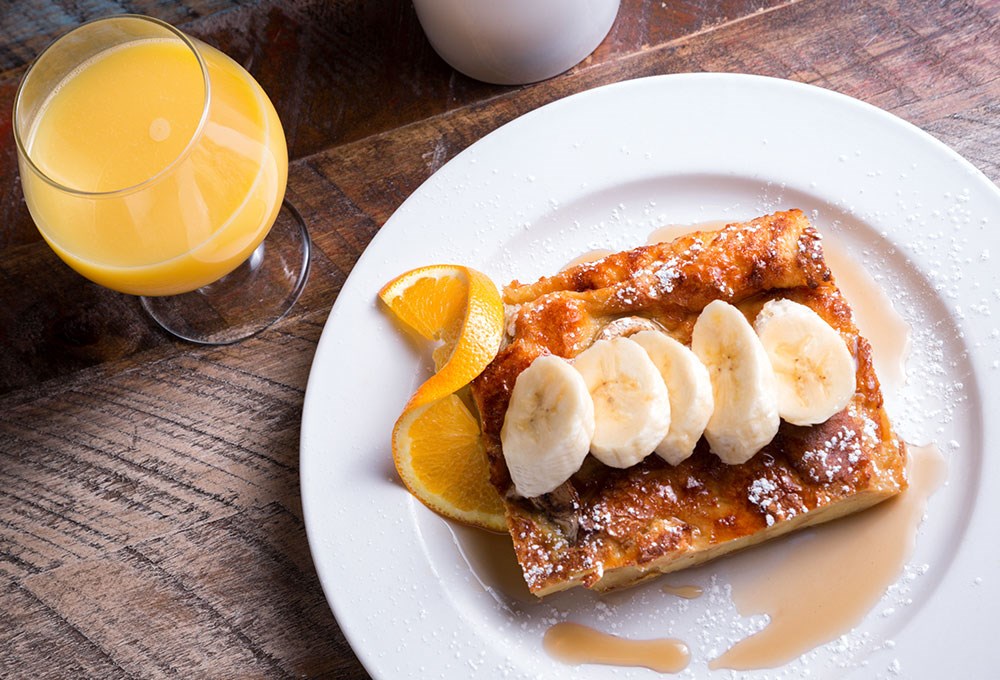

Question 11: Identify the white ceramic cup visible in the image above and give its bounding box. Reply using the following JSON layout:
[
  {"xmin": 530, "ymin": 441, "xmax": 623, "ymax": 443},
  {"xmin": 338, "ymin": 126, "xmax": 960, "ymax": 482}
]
[{"xmin": 412, "ymin": 0, "xmax": 621, "ymax": 85}]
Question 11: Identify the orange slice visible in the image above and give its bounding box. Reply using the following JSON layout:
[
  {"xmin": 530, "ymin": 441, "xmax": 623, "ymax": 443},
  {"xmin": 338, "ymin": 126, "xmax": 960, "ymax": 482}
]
[
  {"xmin": 379, "ymin": 264, "xmax": 505, "ymax": 409},
  {"xmin": 392, "ymin": 394, "xmax": 505, "ymax": 531},
  {"xmin": 380, "ymin": 264, "xmax": 506, "ymax": 530}
]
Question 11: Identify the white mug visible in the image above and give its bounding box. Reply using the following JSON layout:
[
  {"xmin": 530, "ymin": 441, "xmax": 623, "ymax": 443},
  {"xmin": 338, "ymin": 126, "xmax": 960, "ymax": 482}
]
[{"xmin": 412, "ymin": 0, "xmax": 621, "ymax": 85}]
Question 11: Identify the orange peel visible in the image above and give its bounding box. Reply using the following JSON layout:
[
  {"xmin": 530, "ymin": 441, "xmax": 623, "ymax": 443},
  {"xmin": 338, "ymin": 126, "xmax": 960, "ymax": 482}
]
[
  {"xmin": 392, "ymin": 394, "xmax": 505, "ymax": 531},
  {"xmin": 379, "ymin": 264, "xmax": 506, "ymax": 530}
]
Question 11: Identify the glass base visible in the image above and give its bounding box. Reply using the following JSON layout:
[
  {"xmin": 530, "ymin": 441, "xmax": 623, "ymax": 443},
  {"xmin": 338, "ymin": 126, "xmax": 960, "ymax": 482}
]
[{"xmin": 141, "ymin": 201, "xmax": 311, "ymax": 345}]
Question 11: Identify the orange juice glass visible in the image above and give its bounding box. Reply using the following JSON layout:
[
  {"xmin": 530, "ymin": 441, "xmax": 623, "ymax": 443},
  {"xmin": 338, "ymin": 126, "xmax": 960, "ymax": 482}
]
[{"xmin": 13, "ymin": 15, "xmax": 310, "ymax": 344}]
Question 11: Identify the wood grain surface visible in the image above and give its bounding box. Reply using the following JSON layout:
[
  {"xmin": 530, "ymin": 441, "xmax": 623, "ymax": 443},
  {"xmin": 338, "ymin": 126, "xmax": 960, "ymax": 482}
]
[{"xmin": 1, "ymin": 0, "xmax": 998, "ymax": 677}]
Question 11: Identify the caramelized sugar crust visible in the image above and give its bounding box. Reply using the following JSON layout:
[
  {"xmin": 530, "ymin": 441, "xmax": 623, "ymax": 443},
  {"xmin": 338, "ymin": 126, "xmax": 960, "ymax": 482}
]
[{"xmin": 470, "ymin": 210, "xmax": 907, "ymax": 596}]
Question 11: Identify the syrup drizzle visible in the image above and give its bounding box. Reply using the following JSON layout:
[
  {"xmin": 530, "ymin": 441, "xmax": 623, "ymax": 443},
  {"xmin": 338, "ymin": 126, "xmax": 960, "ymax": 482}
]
[
  {"xmin": 544, "ymin": 622, "xmax": 690, "ymax": 673},
  {"xmin": 711, "ymin": 443, "xmax": 947, "ymax": 670}
]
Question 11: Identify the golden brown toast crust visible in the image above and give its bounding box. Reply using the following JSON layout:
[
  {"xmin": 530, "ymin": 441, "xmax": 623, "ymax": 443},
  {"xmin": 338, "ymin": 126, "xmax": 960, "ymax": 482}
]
[{"xmin": 470, "ymin": 210, "xmax": 907, "ymax": 596}]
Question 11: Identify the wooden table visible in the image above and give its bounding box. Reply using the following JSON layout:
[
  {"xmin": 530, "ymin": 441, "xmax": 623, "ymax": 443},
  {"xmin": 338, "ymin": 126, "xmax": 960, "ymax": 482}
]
[{"xmin": 1, "ymin": 1, "xmax": 996, "ymax": 677}]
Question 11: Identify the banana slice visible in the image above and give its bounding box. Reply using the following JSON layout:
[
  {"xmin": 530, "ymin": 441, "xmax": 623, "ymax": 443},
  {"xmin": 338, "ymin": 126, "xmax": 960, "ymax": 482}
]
[
  {"xmin": 631, "ymin": 330, "xmax": 714, "ymax": 465},
  {"xmin": 691, "ymin": 300, "xmax": 779, "ymax": 464},
  {"xmin": 501, "ymin": 354, "xmax": 595, "ymax": 498},
  {"xmin": 754, "ymin": 298, "xmax": 856, "ymax": 426},
  {"xmin": 572, "ymin": 337, "xmax": 671, "ymax": 468}
]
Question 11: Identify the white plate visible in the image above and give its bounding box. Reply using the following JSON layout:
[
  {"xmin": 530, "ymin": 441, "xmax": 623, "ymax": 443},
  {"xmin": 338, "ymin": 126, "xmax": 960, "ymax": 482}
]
[{"xmin": 300, "ymin": 74, "xmax": 1000, "ymax": 679}]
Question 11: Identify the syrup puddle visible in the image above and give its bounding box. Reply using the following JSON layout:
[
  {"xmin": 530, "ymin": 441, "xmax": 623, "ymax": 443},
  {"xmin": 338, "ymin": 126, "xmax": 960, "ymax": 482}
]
[
  {"xmin": 544, "ymin": 622, "xmax": 690, "ymax": 673},
  {"xmin": 646, "ymin": 219, "xmax": 729, "ymax": 245},
  {"xmin": 559, "ymin": 220, "xmax": 729, "ymax": 272},
  {"xmin": 534, "ymin": 444, "xmax": 945, "ymax": 673},
  {"xmin": 662, "ymin": 583, "xmax": 703, "ymax": 599},
  {"xmin": 560, "ymin": 248, "xmax": 614, "ymax": 270},
  {"xmin": 711, "ymin": 443, "xmax": 947, "ymax": 670},
  {"xmin": 823, "ymin": 239, "xmax": 911, "ymax": 393}
]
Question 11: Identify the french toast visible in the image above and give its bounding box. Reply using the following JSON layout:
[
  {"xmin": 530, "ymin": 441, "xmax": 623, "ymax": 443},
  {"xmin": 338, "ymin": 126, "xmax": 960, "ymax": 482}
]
[{"xmin": 469, "ymin": 210, "xmax": 907, "ymax": 596}]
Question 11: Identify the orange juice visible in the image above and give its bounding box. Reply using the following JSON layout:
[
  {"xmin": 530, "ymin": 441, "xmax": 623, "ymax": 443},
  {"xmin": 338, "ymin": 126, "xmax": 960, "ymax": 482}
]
[{"xmin": 20, "ymin": 37, "xmax": 287, "ymax": 296}]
